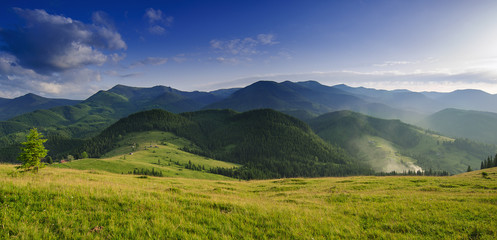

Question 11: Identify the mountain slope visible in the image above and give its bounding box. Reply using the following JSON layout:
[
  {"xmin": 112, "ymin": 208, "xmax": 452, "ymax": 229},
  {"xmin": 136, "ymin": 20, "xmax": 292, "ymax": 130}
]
[
  {"xmin": 78, "ymin": 109, "xmax": 370, "ymax": 179},
  {"xmin": 0, "ymin": 85, "xmax": 227, "ymax": 145},
  {"xmin": 334, "ymin": 84, "xmax": 441, "ymax": 114},
  {"xmin": 421, "ymin": 108, "xmax": 497, "ymax": 145},
  {"xmin": 336, "ymin": 84, "xmax": 497, "ymax": 114},
  {"xmin": 206, "ymin": 81, "xmax": 331, "ymax": 113},
  {"xmin": 206, "ymin": 81, "xmax": 422, "ymax": 123},
  {"xmin": 309, "ymin": 111, "xmax": 496, "ymax": 173},
  {"xmin": 427, "ymin": 89, "xmax": 497, "ymax": 113},
  {"xmin": 0, "ymin": 93, "xmax": 81, "ymax": 121}
]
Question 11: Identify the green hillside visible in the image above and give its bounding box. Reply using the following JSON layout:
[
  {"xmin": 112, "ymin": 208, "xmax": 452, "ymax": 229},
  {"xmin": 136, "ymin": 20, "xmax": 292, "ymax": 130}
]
[
  {"xmin": 309, "ymin": 111, "xmax": 496, "ymax": 173},
  {"xmin": 77, "ymin": 109, "xmax": 370, "ymax": 179},
  {"xmin": 0, "ymin": 93, "xmax": 81, "ymax": 121},
  {"xmin": 0, "ymin": 85, "xmax": 222, "ymax": 149},
  {"xmin": 1, "ymin": 165, "xmax": 496, "ymax": 239},
  {"xmin": 421, "ymin": 108, "xmax": 497, "ymax": 145},
  {"xmin": 53, "ymin": 131, "xmax": 237, "ymax": 180}
]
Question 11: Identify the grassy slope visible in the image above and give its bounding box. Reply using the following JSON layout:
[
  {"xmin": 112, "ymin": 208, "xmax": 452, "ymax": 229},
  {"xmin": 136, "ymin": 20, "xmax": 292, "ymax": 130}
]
[
  {"xmin": 1, "ymin": 165, "xmax": 496, "ymax": 239},
  {"xmin": 52, "ymin": 131, "xmax": 238, "ymax": 180}
]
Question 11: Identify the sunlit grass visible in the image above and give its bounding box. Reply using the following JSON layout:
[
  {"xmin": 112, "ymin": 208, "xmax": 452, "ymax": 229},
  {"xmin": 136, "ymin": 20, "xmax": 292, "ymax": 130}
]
[
  {"xmin": 52, "ymin": 131, "xmax": 238, "ymax": 180},
  {"xmin": 1, "ymin": 164, "xmax": 496, "ymax": 239}
]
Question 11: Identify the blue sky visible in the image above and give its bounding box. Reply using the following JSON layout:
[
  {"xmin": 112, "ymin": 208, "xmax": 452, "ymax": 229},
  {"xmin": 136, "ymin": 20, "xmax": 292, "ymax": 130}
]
[{"xmin": 1, "ymin": 0, "xmax": 497, "ymax": 99}]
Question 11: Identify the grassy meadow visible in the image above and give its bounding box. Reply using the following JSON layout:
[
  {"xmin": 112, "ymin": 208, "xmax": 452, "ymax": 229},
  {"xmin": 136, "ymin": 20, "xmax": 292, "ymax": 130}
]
[
  {"xmin": 1, "ymin": 164, "xmax": 497, "ymax": 239},
  {"xmin": 52, "ymin": 131, "xmax": 238, "ymax": 180}
]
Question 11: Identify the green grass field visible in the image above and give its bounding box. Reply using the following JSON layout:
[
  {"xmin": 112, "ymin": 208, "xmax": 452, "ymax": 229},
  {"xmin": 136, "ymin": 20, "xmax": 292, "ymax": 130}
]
[
  {"xmin": 1, "ymin": 164, "xmax": 496, "ymax": 239},
  {"xmin": 52, "ymin": 131, "xmax": 238, "ymax": 180}
]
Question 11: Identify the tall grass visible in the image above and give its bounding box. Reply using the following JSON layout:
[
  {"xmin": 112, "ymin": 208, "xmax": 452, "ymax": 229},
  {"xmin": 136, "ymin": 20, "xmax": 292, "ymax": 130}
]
[{"xmin": 1, "ymin": 165, "xmax": 496, "ymax": 239}]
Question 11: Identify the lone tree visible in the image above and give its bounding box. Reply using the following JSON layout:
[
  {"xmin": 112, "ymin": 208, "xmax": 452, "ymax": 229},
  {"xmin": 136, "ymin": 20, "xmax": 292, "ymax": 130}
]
[{"xmin": 17, "ymin": 128, "xmax": 48, "ymax": 173}]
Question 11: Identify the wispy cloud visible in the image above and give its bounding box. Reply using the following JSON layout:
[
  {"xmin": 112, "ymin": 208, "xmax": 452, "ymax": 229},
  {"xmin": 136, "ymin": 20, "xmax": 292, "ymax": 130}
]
[
  {"xmin": 209, "ymin": 33, "xmax": 278, "ymax": 64},
  {"xmin": 373, "ymin": 61, "xmax": 414, "ymax": 67},
  {"xmin": 130, "ymin": 57, "xmax": 168, "ymax": 68},
  {"xmin": 210, "ymin": 33, "xmax": 278, "ymax": 56},
  {"xmin": 144, "ymin": 8, "xmax": 173, "ymax": 35},
  {"xmin": 198, "ymin": 69, "xmax": 497, "ymax": 93},
  {"xmin": 105, "ymin": 70, "xmax": 142, "ymax": 78}
]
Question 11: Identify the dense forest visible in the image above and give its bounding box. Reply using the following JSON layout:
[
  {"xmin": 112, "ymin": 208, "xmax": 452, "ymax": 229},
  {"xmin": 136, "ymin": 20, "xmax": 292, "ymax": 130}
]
[
  {"xmin": 76, "ymin": 109, "xmax": 372, "ymax": 179},
  {"xmin": 309, "ymin": 110, "xmax": 496, "ymax": 173},
  {"xmin": 3, "ymin": 107, "xmax": 495, "ymax": 178}
]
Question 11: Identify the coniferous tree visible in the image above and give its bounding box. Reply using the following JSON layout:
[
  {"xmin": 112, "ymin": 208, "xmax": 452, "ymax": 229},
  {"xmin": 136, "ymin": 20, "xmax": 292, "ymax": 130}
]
[{"xmin": 17, "ymin": 128, "xmax": 48, "ymax": 173}]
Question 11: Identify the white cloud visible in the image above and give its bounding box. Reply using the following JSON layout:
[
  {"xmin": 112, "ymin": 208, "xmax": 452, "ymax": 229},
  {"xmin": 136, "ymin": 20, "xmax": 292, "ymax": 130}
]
[
  {"xmin": 0, "ymin": 8, "xmax": 126, "ymax": 74},
  {"xmin": 0, "ymin": 8, "xmax": 128, "ymax": 98},
  {"xmin": 49, "ymin": 42, "xmax": 107, "ymax": 69},
  {"xmin": 145, "ymin": 8, "xmax": 164, "ymax": 23},
  {"xmin": 110, "ymin": 53, "xmax": 126, "ymax": 63}
]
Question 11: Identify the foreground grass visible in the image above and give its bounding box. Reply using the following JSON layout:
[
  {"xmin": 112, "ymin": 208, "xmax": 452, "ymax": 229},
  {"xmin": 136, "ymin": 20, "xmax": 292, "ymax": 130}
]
[{"xmin": 1, "ymin": 165, "xmax": 497, "ymax": 239}]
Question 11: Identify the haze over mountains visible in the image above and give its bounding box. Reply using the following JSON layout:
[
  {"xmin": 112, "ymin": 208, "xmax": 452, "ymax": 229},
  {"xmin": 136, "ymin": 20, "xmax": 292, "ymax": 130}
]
[
  {"xmin": 1, "ymin": 80, "xmax": 497, "ymax": 175},
  {"xmin": 2, "ymin": 80, "xmax": 497, "ymax": 143}
]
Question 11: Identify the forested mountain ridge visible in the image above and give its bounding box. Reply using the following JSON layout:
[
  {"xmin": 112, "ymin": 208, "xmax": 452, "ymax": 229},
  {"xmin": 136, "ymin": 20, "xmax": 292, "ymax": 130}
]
[
  {"xmin": 76, "ymin": 109, "xmax": 371, "ymax": 179},
  {"xmin": 2, "ymin": 80, "xmax": 497, "ymax": 170},
  {"xmin": 0, "ymin": 93, "xmax": 81, "ymax": 121},
  {"xmin": 421, "ymin": 108, "xmax": 497, "ymax": 145},
  {"xmin": 308, "ymin": 111, "xmax": 496, "ymax": 173},
  {"xmin": 336, "ymin": 84, "xmax": 497, "ymax": 114},
  {"xmin": 3, "ymin": 80, "xmax": 497, "ymax": 146},
  {"xmin": 206, "ymin": 81, "xmax": 422, "ymax": 123},
  {"xmin": 0, "ymin": 85, "xmax": 228, "ymax": 146}
]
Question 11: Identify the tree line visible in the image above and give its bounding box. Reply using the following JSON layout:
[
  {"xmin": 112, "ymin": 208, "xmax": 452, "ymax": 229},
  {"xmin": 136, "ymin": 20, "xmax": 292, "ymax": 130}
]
[{"xmin": 481, "ymin": 154, "xmax": 497, "ymax": 169}]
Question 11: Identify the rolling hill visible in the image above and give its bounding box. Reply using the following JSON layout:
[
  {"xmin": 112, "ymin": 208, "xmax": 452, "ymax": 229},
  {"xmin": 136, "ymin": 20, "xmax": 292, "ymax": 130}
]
[
  {"xmin": 421, "ymin": 108, "xmax": 497, "ymax": 145},
  {"xmin": 73, "ymin": 109, "xmax": 371, "ymax": 179},
  {"xmin": 308, "ymin": 111, "xmax": 496, "ymax": 173},
  {"xmin": 54, "ymin": 131, "xmax": 238, "ymax": 180}
]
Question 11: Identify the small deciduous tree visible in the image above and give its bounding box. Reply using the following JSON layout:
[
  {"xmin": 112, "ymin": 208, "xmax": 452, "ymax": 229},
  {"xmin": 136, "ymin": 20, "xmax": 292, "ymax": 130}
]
[
  {"xmin": 81, "ymin": 151, "xmax": 89, "ymax": 159},
  {"xmin": 17, "ymin": 128, "xmax": 48, "ymax": 173}
]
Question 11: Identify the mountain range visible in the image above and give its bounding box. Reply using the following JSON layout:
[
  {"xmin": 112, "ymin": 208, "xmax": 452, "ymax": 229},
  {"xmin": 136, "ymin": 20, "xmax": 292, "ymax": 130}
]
[
  {"xmin": 3, "ymin": 80, "xmax": 497, "ymax": 144},
  {"xmin": 1, "ymin": 80, "xmax": 497, "ymax": 175},
  {"xmin": 0, "ymin": 93, "xmax": 80, "ymax": 121}
]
